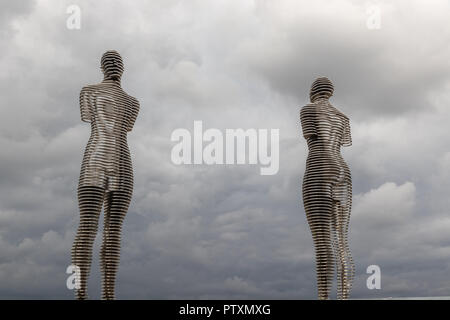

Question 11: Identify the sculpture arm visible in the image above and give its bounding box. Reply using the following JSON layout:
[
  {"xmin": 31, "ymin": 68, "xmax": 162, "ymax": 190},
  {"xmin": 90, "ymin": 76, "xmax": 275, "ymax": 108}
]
[
  {"xmin": 127, "ymin": 97, "xmax": 140, "ymax": 132},
  {"xmin": 341, "ymin": 117, "xmax": 352, "ymax": 147},
  {"xmin": 300, "ymin": 105, "xmax": 317, "ymax": 140},
  {"xmin": 80, "ymin": 86, "xmax": 92, "ymax": 123}
]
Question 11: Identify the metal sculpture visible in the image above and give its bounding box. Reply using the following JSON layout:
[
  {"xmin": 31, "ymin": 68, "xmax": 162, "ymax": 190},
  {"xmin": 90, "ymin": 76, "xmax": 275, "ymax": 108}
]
[
  {"xmin": 71, "ymin": 50, "xmax": 139, "ymax": 300},
  {"xmin": 300, "ymin": 77, "xmax": 354, "ymax": 300}
]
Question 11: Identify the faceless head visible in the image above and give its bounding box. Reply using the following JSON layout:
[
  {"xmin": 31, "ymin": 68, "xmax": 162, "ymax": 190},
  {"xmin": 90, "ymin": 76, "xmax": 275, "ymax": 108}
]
[
  {"xmin": 101, "ymin": 50, "xmax": 124, "ymax": 81},
  {"xmin": 310, "ymin": 77, "xmax": 334, "ymax": 103}
]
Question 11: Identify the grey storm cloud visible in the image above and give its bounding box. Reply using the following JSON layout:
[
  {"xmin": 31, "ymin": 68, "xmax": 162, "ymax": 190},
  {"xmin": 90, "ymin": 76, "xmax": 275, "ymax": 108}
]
[{"xmin": 0, "ymin": 0, "xmax": 450, "ymax": 299}]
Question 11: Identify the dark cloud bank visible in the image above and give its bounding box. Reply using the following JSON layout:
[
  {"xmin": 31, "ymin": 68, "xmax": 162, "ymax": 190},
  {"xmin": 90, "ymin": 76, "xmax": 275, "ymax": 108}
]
[{"xmin": 1, "ymin": 0, "xmax": 450, "ymax": 299}]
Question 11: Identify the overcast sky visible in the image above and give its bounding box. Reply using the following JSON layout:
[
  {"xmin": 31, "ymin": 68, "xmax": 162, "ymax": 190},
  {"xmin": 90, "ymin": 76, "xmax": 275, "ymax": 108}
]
[{"xmin": 1, "ymin": 0, "xmax": 450, "ymax": 299}]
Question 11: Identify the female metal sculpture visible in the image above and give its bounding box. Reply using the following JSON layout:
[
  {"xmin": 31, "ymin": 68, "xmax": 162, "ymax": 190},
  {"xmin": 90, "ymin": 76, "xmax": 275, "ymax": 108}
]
[
  {"xmin": 300, "ymin": 77, "xmax": 354, "ymax": 299},
  {"xmin": 71, "ymin": 50, "xmax": 139, "ymax": 300}
]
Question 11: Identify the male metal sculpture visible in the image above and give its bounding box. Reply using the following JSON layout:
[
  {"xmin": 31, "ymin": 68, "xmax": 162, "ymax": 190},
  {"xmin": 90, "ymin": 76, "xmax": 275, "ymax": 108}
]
[
  {"xmin": 300, "ymin": 77, "xmax": 354, "ymax": 299},
  {"xmin": 71, "ymin": 50, "xmax": 139, "ymax": 300}
]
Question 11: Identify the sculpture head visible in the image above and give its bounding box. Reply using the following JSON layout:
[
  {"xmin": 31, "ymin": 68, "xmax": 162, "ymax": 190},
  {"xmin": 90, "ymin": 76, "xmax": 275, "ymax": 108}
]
[
  {"xmin": 310, "ymin": 77, "xmax": 334, "ymax": 103},
  {"xmin": 101, "ymin": 50, "xmax": 124, "ymax": 81}
]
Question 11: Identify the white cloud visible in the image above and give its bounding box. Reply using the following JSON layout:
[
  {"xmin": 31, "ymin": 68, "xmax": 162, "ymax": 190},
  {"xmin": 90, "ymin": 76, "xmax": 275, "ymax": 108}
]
[{"xmin": 353, "ymin": 181, "xmax": 416, "ymax": 226}]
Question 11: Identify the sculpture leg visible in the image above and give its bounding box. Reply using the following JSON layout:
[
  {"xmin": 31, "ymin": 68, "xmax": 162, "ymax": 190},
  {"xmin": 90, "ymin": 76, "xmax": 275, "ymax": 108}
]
[
  {"xmin": 71, "ymin": 186, "xmax": 105, "ymax": 300},
  {"xmin": 332, "ymin": 201, "xmax": 346, "ymax": 299},
  {"xmin": 305, "ymin": 195, "xmax": 334, "ymax": 300},
  {"xmin": 330, "ymin": 204, "xmax": 341, "ymax": 298},
  {"xmin": 332, "ymin": 186, "xmax": 354, "ymax": 299},
  {"xmin": 100, "ymin": 189, "xmax": 131, "ymax": 300},
  {"xmin": 342, "ymin": 181, "xmax": 354, "ymax": 298}
]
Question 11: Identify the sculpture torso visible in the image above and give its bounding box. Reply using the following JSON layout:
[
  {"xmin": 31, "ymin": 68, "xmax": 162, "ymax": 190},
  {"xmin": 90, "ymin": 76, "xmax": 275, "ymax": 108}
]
[
  {"xmin": 301, "ymin": 100, "xmax": 351, "ymax": 202},
  {"xmin": 78, "ymin": 80, "xmax": 139, "ymax": 191}
]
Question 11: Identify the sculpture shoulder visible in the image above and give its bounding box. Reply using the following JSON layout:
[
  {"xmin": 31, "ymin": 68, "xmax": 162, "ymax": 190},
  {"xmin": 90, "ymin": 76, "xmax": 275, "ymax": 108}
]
[
  {"xmin": 123, "ymin": 94, "xmax": 139, "ymax": 113},
  {"xmin": 127, "ymin": 94, "xmax": 139, "ymax": 106},
  {"xmin": 300, "ymin": 104, "xmax": 318, "ymax": 122},
  {"xmin": 82, "ymin": 83, "xmax": 102, "ymax": 91},
  {"xmin": 329, "ymin": 104, "xmax": 349, "ymax": 120},
  {"xmin": 80, "ymin": 83, "xmax": 101, "ymax": 96},
  {"xmin": 300, "ymin": 104, "xmax": 317, "ymax": 114}
]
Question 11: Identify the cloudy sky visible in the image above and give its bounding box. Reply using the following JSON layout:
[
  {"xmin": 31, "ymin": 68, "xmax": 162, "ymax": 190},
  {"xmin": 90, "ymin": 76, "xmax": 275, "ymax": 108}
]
[{"xmin": 1, "ymin": 0, "xmax": 450, "ymax": 299}]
